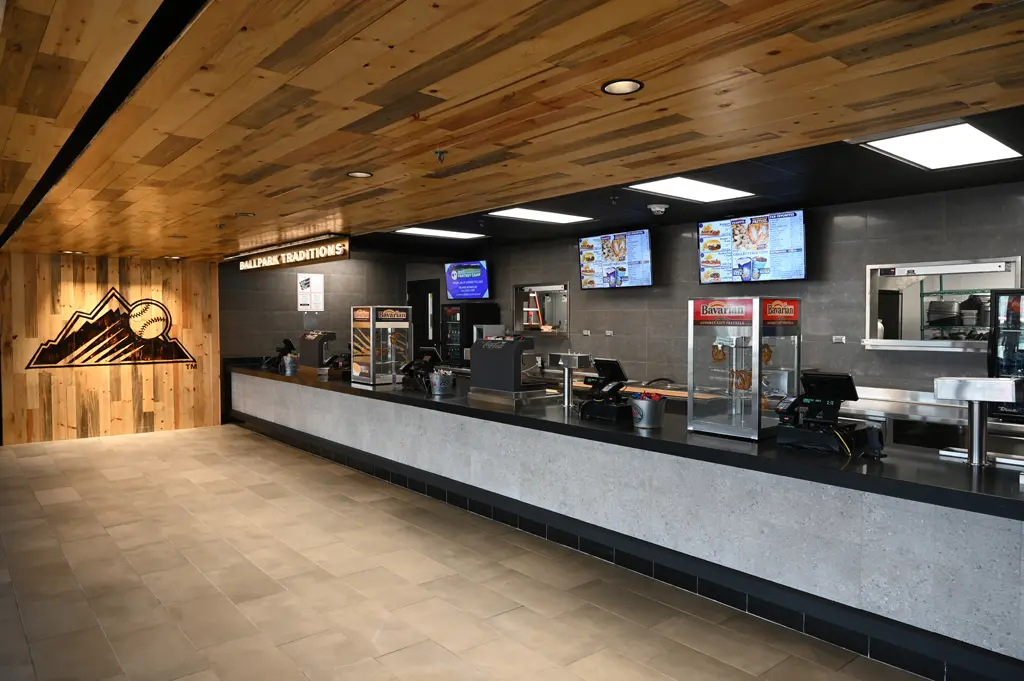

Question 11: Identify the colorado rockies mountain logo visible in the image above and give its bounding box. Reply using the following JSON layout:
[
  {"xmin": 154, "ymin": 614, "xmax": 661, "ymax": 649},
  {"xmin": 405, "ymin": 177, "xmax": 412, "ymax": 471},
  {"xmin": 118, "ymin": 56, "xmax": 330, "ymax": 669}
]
[{"xmin": 26, "ymin": 288, "xmax": 195, "ymax": 369}]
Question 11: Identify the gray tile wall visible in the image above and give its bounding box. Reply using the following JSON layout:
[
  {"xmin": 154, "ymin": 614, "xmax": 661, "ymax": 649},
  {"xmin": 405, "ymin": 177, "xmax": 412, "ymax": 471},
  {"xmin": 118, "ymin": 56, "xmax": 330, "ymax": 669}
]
[
  {"xmin": 233, "ymin": 371, "xmax": 1024, "ymax": 661},
  {"xmin": 220, "ymin": 254, "xmax": 407, "ymax": 358},
  {"xmin": 408, "ymin": 181, "xmax": 1024, "ymax": 390}
]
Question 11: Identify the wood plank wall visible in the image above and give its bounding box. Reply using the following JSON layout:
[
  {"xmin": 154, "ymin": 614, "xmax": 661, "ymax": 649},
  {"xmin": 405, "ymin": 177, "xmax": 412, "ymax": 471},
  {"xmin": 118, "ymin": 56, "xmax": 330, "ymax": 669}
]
[{"xmin": 0, "ymin": 252, "xmax": 220, "ymax": 445}]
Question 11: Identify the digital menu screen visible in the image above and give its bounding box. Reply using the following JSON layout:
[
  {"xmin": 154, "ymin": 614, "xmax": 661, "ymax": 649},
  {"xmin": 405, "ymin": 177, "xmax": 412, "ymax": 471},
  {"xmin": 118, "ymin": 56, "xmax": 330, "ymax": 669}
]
[
  {"xmin": 579, "ymin": 229, "xmax": 653, "ymax": 289},
  {"xmin": 697, "ymin": 211, "xmax": 805, "ymax": 284},
  {"xmin": 445, "ymin": 261, "xmax": 489, "ymax": 299}
]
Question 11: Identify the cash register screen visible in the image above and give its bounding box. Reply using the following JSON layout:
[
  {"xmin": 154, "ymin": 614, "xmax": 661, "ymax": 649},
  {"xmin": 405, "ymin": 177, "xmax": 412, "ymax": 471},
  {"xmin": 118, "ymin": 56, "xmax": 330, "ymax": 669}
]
[
  {"xmin": 593, "ymin": 358, "xmax": 628, "ymax": 382},
  {"xmin": 800, "ymin": 372, "xmax": 859, "ymax": 401}
]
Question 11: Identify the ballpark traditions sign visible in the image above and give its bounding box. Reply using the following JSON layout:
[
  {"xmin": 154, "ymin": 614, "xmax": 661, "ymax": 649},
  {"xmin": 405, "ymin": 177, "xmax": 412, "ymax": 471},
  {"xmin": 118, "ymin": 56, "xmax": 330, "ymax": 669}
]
[{"xmin": 238, "ymin": 237, "xmax": 349, "ymax": 271}]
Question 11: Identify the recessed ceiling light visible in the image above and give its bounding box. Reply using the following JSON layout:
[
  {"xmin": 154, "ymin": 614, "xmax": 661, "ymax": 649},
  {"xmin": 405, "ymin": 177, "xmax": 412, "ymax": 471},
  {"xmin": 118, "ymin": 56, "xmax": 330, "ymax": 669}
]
[
  {"xmin": 235, "ymin": 211, "xmax": 256, "ymax": 217},
  {"xmin": 347, "ymin": 171, "xmax": 373, "ymax": 178},
  {"xmin": 60, "ymin": 250, "xmax": 85, "ymax": 255},
  {"xmin": 629, "ymin": 177, "xmax": 754, "ymax": 203},
  {"xmin": 601, "ymin": 79, "xmax": 643, "ymax": 95},
  {"xmin": 395, "ymin": 227, "xmax": 486, "ymax": 240},
  {"xmin": 165, "ymin": 256, "xmax": 183, "ymax": 260},
  {"xmin": 862, "ymin": 123, "xmax": 1021, "ymax": 170},
  {"xmin": 487, "ymin": 208, "xmax": 591, "ymax": 224}
]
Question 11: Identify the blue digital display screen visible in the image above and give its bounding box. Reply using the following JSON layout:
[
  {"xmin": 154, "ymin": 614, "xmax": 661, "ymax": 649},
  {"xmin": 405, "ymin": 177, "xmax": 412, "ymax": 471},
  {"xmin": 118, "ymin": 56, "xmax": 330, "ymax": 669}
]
[{"xmin": 445, "ymin": 261, "xmax": 489, "ymax": 299}]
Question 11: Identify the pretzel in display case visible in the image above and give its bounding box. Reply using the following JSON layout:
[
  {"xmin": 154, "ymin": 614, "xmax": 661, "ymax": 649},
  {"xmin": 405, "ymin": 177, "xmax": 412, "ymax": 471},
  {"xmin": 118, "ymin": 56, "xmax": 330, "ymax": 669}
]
[{"xmin": 687, "ymin": 297, "xmax": 801, "ymax": 440}]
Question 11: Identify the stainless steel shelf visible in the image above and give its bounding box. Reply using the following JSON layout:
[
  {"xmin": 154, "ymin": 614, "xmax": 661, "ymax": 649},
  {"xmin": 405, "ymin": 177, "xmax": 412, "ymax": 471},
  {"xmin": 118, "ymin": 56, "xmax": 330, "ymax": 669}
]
[{"xmin": 862, "ymin": 338, "xmax": 987, "ymax": 353}]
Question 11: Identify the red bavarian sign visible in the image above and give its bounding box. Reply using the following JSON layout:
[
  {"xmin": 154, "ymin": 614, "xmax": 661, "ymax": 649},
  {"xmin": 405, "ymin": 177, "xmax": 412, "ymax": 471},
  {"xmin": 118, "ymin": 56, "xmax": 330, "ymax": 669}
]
[
  {"xmin": 692, "ymin": 298, "xmax": 753, "ymax": 326},
  {"xmin": 762, "ymin": 298, "xmax": 800, "ymax": 325}
]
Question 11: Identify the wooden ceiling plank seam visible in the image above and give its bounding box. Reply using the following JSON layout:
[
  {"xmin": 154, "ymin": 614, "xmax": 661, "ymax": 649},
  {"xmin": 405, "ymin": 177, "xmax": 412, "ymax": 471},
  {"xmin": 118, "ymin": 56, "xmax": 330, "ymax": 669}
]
[
  {"xmin": 149, "ymin": 123, "xmax": 251, "ymax": 183},
  {"xmin": 173, "ymin": 67, "xmax": 289, "ymax": 139},
  {"xmin": 416, "ymin": 0, "xmax": 678, "ymax": 103},
  {"xmin": 828, "ymin": 15, "xmax": 1024, "ymax": 81},
  {"xmin": 38, "ymin": 0, "xmax": 118, "ymax": 62},
  {"xmin": 125, "ymin": 0, "xmax": 261, "ymax": 111},
  {"xmin": 0, "ymin": 5, "xmax": 49, "ymax": 110},
  {"xmin": 313, "ymin": 0, "xmax": 546, "ymax": 110},
  {"xmin": 359, "ymin": 0, "xmax": 602, "ymax": 109},
  {"xmin": 256, "ymin": 0, "xmax": 407, "ymax": 77},
  {"xmin": 286, "ymin": 0, "xmax": 483, "ymax": 92}
]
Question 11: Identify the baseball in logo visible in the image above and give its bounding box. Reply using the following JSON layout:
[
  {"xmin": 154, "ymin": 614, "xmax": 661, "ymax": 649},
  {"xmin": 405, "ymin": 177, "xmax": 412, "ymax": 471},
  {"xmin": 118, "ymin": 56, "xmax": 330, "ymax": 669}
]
[
  {"xmin": 128, "ymin": 301, "xmax": 171, "ymax": 340},
  {"xmin": 26, "ymin": 288, "xmax": 195, "ymax": 369}
]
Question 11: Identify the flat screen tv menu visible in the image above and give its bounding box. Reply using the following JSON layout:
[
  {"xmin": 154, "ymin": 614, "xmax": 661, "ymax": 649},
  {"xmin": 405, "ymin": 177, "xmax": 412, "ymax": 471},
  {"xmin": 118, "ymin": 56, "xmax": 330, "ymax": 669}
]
[
  {"xmin": 697, "ymin": 211, "xmax": 805, "ymax": 284},
  {"xmin": 579, "ymin": 230, "xmax": 653, "ymax": 289}
]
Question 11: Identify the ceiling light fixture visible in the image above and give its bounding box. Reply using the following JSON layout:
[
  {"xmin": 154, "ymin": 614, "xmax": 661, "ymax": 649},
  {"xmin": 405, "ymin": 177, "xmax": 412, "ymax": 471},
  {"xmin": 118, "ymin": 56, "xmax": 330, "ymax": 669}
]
[
  {"xmin": 629, "ymin": 177, "xmax": 754, "ymax": 203},
  {"xmin": 487, "ymin": 208, "xmax": 591, "ymax": 224},
  {"xmin": 860, "ymin": 123, "xmax": 1021, "ymax": 170},
  {"xmin": 347, "ymin": 171, "xmax": 373, "ymax": 178},
  {"xmin": 60, "ymin": 250, "xmax": 85, "ymax": 255},
  {"xmin": 235, "ymin": 211, "xmax": 256, "ymax": 217},
  {"xmin": 601, "ymin": 79, "xmax": 643, "ymax": 95},
  {"xmin": 395, "ymin": 227, "xmax": 486, "ymax": 240},
  {"xmin": 165, "ymin": 256, "xmax": 183, "ymax": 260}
]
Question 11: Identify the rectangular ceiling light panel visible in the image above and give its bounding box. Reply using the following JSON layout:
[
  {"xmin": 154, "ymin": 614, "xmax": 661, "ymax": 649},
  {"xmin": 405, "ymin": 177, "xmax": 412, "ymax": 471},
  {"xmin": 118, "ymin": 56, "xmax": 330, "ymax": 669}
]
[
  {"xmin": 628, "ymin": 177, "xmax": 754, "ymax": 202},
  {"xmin": 487, "ymin": 208, "xmax": 591, "ymax": 223},
  {"xmin": 864, "ymin": 123, "xmax": 1021, "ymax": 170}
]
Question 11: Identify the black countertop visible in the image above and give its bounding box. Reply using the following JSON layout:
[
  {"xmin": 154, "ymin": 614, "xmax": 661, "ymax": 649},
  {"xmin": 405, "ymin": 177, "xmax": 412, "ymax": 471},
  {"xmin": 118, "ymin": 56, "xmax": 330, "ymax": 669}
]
[{"xmin": 231, "ymin": 367, "xmax": 1024, "ymax": 521}]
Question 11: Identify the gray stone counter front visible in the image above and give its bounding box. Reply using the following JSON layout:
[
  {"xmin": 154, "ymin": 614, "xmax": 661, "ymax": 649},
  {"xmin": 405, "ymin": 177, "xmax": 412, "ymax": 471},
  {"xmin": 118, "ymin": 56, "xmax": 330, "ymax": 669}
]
[{"xmin": 230, "ymin": 369, "xmax": 1024, "ymax": 679}]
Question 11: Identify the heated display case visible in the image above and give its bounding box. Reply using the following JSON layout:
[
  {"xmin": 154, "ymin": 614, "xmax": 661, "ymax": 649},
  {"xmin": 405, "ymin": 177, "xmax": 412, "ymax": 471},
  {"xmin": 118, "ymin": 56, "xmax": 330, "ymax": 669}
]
[
  {"xmin": 441, "ymin": 302, "xmax": 500, "ymax": 364},
  {"xmin": 351, "ymin": 306, "xmax": 412, "ymax": 385},
  {"xmin": 688, "ymin": 297, "xmax": 801, "ymax": 440}
]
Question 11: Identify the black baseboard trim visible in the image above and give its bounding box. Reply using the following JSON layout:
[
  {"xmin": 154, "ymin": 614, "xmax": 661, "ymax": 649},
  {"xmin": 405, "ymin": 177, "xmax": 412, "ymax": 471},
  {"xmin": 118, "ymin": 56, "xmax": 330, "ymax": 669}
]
[{"xmin": 232, "ymin": 410, "xmax": 1024, "ymax": 681}]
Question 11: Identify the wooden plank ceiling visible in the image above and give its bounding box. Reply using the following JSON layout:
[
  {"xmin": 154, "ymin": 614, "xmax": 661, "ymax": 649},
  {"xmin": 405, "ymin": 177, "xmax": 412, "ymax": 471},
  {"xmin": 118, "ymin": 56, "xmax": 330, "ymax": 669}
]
[
  {"xmin": 3, "ymin": 0, "xmax": 1024, "ymax": 259},
  {"xmin": 0, "ymin": 0, "xmax": 163, "ymax": 243}
]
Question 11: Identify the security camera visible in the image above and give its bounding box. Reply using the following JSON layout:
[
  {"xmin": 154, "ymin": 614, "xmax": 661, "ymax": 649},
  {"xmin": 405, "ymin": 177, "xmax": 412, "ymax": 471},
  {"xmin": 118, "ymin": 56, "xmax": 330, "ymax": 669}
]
[{"xmin": 648, "ymin": 203, "xmax": 669, "ymax": 215}]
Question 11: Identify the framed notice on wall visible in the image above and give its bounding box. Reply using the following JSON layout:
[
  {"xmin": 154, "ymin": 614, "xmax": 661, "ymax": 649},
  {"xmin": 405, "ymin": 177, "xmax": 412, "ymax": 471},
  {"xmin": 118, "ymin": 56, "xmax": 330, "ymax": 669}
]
[{"xmin": 297, "ymin": 273, "xmax": 324, "ymax": 312}]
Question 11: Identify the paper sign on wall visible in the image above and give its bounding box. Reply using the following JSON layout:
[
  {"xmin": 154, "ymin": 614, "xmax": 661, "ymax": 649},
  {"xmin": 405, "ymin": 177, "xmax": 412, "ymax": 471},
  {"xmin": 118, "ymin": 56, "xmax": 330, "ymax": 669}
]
[{"xmin": 297, "ymin": 273, "xmax": 324, "ymax": 312}]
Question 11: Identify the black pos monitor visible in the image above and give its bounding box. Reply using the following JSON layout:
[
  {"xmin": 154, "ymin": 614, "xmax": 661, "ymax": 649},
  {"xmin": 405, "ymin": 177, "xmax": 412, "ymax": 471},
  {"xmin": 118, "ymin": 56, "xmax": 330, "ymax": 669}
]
[{"xmin": 776, "ymin": 372, "xmax": 883, "ymax": 458}]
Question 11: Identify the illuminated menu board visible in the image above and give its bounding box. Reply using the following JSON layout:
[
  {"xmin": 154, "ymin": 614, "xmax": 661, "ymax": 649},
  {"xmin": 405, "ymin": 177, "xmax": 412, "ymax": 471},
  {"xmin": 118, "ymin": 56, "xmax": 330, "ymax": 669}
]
[
  {"xmin": 698, "ymin": 211, "xmax": 805, "ymax": 284},
  {"xmin": 579, "ymin": 230, "xmax": 653, "ymax": 289}
]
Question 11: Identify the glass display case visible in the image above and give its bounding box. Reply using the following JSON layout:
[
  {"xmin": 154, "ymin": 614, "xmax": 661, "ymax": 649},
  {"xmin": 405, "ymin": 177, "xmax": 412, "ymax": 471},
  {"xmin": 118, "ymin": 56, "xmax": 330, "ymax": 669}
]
[
  {"xmin": 987, "ymin": 289, "xmax": 1024, "ymax": 423},
  {"xmin": 351, "ymin": 306, "xmax": 412, "ymax": 385},
  {"xmin": 687, "ymin": 297, "xmax": 801, "ymax": 440},
  {"xmin": 512, "ymin": 283, "xmax": 569, "ymax": 337}
]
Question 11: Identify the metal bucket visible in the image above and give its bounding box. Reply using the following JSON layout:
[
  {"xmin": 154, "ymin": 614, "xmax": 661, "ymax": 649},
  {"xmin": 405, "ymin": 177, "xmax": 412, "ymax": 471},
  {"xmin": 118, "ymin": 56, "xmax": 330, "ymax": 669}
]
[
  {"xmin": 282, "ymin": 355, "xmax": 298, "ymax": 377},
  {"xmin": 430, "ymin": 371, "xmax": 455, "ymax": 397},
  {"xmin": 630, "ymin": 397, "xmax": 667, "ymax": 429}
]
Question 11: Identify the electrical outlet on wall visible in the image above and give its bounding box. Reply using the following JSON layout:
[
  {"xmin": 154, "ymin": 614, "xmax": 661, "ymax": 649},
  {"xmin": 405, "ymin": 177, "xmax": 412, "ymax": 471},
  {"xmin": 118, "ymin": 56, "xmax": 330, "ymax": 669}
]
[
  {"xmin": 605, "ymin": 330, "xmax": 614, "ymax": 336},
  {"xmin": 832, "ymin": 336, "xmax": 846, "ymax": 344},
  {"xmin": 583, "ymin": 329, "xmax": 591, "ymax": 336}
]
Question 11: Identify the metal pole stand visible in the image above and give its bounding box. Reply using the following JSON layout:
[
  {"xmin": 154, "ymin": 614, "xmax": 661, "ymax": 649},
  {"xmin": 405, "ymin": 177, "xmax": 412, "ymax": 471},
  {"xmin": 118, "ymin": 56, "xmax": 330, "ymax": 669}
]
[
  {"xmin": 935, "ymin": 377, "xmax": 1024, "ymax": 468},
  {"xmin": 562, "ymin": 366, "xmax": 573, "ymax": 410},
  {"xmin": 966, "ymin": 400, "xmax": 989, "ymax": 467}
]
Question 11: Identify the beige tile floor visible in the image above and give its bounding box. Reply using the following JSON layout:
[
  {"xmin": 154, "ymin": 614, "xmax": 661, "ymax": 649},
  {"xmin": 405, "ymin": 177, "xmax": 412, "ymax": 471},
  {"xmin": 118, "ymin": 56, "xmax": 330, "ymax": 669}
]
[{"xmin": 0, "ymin": 425, "xmax": 925, "ymax": 681}]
